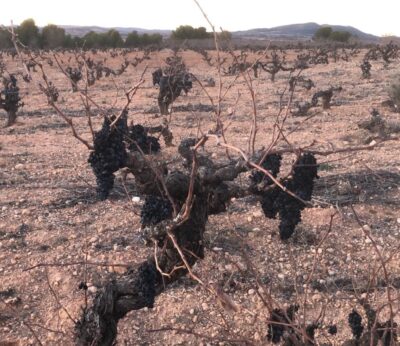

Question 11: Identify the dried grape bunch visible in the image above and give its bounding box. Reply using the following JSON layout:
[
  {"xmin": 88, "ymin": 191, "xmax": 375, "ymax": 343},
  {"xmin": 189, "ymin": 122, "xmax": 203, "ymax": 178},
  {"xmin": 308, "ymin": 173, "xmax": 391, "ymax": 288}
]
[
  {"xmin": 0, "ymin": 74, "xmax": 23, "ymax": 126},
  {"xmin": 348, "ymin": 310, "xmax": 364, "ymax": 340},
  {"xmin": 133, "ymin": 261, "xmax": 158, "ymax": 308},
  {"xmin": 88, "ymin": 113, "xmax": 128, "ymax": 200},
  {"xmin": 140, "ymin": 195, "xmax": 173, "ymax": 227},
  {"xmin": 306, "ymin": 323, "xmax": 319, "ymax": 340},
  {"xmin": 250, "ymin": 153, "xmax": 282, "ymax": 187},
  {"xmin": 267, "ymin": 304, "xmax": 298, "ymax": 344},
  {"xmin": 327, "ymin": 324, "xmax": 337, "ymax": 335},
  {"xmin": 127, "ymin": 124, "xmax": 161, "ymax": 154},
  {"xmin": 376, "ymin": 320, "xmax": 398, "ymax": 346},
  {"xmin": 260, "ymin": 153, "xmax": 318, "ymax": 240}
]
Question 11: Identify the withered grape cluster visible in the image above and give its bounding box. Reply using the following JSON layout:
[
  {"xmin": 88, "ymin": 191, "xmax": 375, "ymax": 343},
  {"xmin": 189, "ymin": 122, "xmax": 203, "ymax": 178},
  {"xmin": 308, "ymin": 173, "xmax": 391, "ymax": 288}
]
[
  {"xmin": 376, "ymin": 320, "xmax": 398, "ymax": 346},
  {"xmin": 260, "ymin": 153, "xmax": 318, "ymax": 240},
  {"xmin": 88, "ymin": 114, "xmax": 128, "ymax": 200},
  {"xmin": 134, "ymin": 261, "xmax": 158, "ymax": 308},
  {"xmin": 348, "ymin": 310, "xmax": 364, "ymax": 340},
  {"xmin": 267, "ymin": 304, "xmax": 321, "ymax": 344},
  {"xmin": 346, "ymin": 308, "xmax": 397, "ymax": 345},
  {"xmin": 140, "ymin": 195, "xmax": 173, "ymax": 227},
  {"xmin": 267, "ymin": 304, "xmax": 298, "ymax": 343},
  {"xmin": 328, "ymin": 324, "xmax": 337, "ymax": 335},
  {"xmin": 127, "ymin": 124, "xmax": 161, "ymax": 154},
  {"xmin": 0, "ymin": 75, "xmax": 21, "ymax": 110},
  {"xmin": 250, "ymin": 153, "xmax": 282, "ymax": 186}
]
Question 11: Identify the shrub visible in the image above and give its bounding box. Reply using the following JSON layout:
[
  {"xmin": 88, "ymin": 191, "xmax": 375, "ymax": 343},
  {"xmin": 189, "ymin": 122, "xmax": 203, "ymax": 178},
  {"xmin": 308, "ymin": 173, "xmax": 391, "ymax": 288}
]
[
  {"xmin": 314, "ymin": 26, "xmax": 333, "ymax": 40},
  {"xmin": 16, "ymin": 18, "xmax": 40, "ymax": 48},
  {"xmin": 171, "ymin": 25, "xmax": 212, "ymax": 40},
  {"xmin": 125, "ymin": 31, "xmax": 162, "ymax": 47},
  {"xmin": 329, "ymin": 30, "xmax": 351, "ymax": 43},
  {"xmin": 313, "ymin": 26, "xmax": 352, "ymax": 43}
]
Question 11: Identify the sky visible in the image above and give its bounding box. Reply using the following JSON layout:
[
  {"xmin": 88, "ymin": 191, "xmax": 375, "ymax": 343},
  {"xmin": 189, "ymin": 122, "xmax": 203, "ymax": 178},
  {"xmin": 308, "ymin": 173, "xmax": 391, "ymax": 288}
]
[{"xmin": 1, "ymin": 0, "xmax": 399, "ymax": 37}]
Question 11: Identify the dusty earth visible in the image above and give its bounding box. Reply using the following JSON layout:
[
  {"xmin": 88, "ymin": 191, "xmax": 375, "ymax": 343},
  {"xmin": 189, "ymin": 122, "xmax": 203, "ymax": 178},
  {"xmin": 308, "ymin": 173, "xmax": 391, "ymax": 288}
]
[{"xmin": 0, "ymin": 49, "xmax": 400, "ymax": 345}]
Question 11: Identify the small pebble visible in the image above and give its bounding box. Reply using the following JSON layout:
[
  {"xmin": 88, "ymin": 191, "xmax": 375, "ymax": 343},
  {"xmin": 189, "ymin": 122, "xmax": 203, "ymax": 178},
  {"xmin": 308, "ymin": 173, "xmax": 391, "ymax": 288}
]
[
  {"xmin": 362, "ymin": 225, "xmax": 371, "ymax": 232},
  {"xmin": 132, "ymin": 196, "xmax": 141, "ymax": 203}
]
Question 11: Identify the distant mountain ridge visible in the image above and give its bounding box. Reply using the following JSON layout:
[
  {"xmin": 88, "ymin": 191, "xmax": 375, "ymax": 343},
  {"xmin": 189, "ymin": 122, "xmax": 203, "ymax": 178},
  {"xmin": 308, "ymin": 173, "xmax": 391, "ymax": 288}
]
[
  {"xmin": 59, "ymin": 22, "xmax": 381, "ymax": 42},
  {"xmin": 59, "ymin": 25, "xmax": 171, "ymax": 38},
  {"xmin": 233, "ymin": 22, "xmax": 380, "ymax": 42}
]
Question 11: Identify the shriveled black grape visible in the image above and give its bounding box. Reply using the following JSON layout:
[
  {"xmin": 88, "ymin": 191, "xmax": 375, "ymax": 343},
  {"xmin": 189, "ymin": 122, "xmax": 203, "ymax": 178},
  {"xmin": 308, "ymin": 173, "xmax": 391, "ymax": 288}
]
[
  {"xmin": 78, "ymin": 282, "xmax": 88, "ymax": 290},
  {"xmin": 260, "ymin": 187, "xmax": 280, "ymax": 218},
  {"xmin": 348, "ymin": 309, "xmax": 364, "ymax": 340},
  {"xmin": 0, "ymin": 74, "xmax": 23, "ymax": 126},
  {"xmin": 208, "ymin": 182, "xmax": 231, "ymax": 215},
  {"xmin": 250, "ymin": 153, "xmax": 282, "ymax": 185},
  {"xmin": 88, "ymin": 114, "xmax": 128, "ymax": 200},
  {"xmin": 260, "ymin": 153, "xmax": 318, "ymax": 240},
  {"xmin": 127, "ymin": 124, "xmax": 161, "ymax": 154},
  {"xmin": 267, "ymin": 304, "xmax": 298, "ymax": 344},
  {"xmin": 140, "ymin": 195, "xmax": 173, "ymax": 227},
  {"xmin": 134, "ymin": 261, "xmax": 158, "ymax": 308},
  {"xmin": 267, "ymin": 308, "xmax": 287, "ymax": 344},
  {"xmin": 328, "ymin": 324, "xmax": 337, "ymax": 335},
  {"xmin": 306, "ymin": 323, "xmax": 318, "ymax": 340},
  {"xmin": 377, "ymin": 320, "xmax": 398, "ymax": 346}
]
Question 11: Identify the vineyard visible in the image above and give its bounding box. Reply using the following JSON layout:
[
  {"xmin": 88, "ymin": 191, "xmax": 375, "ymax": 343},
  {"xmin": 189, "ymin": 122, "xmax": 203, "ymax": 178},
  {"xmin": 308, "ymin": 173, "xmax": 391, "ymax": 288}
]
[{"xmin": 0, "ymin": 35, "xmax": 400, "ymax": 346}]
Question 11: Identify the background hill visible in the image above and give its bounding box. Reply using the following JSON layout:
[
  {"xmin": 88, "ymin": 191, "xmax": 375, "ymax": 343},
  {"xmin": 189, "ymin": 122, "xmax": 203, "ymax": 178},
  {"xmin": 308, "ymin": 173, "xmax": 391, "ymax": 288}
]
[
  {"xmin": 59, "ymin": 22, "xmax": 381, "ymax": 42},
  {"xmin": 232, "ymin": 22, "xmax": 380, "ymax": 42},
  {"xmin": 60, "ymin": 25, "xmax": 171, "ymax": 38}
]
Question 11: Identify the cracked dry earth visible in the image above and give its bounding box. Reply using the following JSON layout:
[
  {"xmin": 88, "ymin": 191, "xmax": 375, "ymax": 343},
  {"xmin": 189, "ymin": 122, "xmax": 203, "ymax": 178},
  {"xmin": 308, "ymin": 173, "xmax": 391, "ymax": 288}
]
[{"xmin": 0, "ymin": 49, "xmax": 400, "ymax": 345}]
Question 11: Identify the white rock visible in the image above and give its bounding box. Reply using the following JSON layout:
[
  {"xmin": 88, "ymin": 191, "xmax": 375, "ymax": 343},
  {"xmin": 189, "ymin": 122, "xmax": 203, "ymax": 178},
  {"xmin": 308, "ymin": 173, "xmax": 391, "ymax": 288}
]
[
  {"xmin": 252, "ymin": 210, "xmax": 263, "ymax": 218},
  {"xmin": 88, "ymin": 286, "xmax": 97, "ymax": 294},
  {"xmin": 131, "ymin": 196, "xmax": 141, "ymax": 203},
  {"xmin": 362, "ymin": 224, "xmax": 372, "ymax": 232}
]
